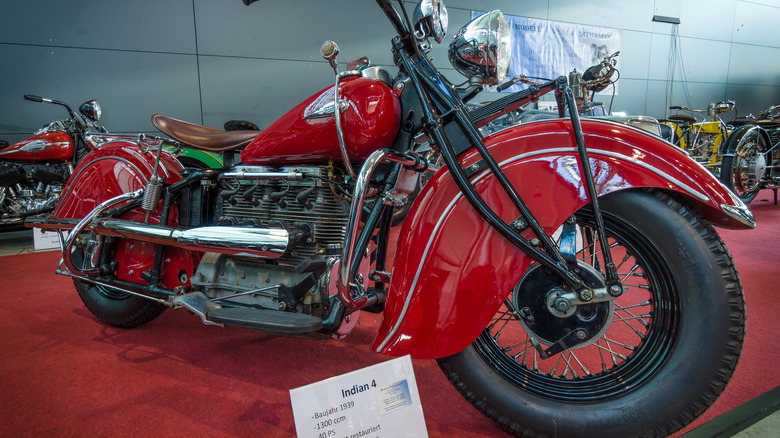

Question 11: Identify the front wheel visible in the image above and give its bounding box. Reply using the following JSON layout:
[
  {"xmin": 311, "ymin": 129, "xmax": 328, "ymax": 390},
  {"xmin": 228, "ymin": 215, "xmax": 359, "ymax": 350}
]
[
  {"xmin": 721, "ymin": 128, "xmax": 768, "ymax": 203},
  {"xmin": 437, "ymin": 190, "xmax": 745, "ymax": 438}
]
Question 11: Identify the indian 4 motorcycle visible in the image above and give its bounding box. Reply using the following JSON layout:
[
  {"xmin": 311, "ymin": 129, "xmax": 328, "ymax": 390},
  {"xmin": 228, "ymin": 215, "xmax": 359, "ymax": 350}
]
[
  {"xmin": 28, "ymin": 1, "xmax": 755, "ymax": 437},
  {"xmin": 0, "ymin": 95, "xmax": 221, "ymax": 228},
  {"xmin": 0, "ymin": 95, "xmax": 105, "ymax": 227}
]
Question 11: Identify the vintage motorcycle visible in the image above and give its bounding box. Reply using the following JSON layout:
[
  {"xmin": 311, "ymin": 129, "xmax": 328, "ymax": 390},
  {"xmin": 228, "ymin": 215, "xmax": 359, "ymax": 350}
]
[
  {"xmin": 660, "ymin": 101, "xmax": 736, "ymax": 174},
  {"xmin": 0, "ymin": 95, "xmax": 104, "ymax": 228},
  {"xmin": 0, "ymin": 95, "xmax": 221, "ymax": 228},
  {"xmin": 719, "ymin": 105, "xmax": 780, "ymax": 203},
  {"xmin": 28, "ymin": 1, "xmax": 755, "ymax": 437}
]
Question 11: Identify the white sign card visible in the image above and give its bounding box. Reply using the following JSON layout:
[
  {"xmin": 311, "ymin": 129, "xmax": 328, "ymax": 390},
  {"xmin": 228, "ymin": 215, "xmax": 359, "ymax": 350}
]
[
  {"xmin": 32, "ymin": 227, "xmax": 64, "ymax": 251},
  {"xmin": 290, "ymin": 355, "xmax": 428, "ymax": 438}
]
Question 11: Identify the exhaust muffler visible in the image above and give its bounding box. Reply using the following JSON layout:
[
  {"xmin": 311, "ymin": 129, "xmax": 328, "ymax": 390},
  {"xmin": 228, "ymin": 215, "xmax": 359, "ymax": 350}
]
[{"xmin": 96, "ymin": 219, "xmax": 289, "ymax": 258}]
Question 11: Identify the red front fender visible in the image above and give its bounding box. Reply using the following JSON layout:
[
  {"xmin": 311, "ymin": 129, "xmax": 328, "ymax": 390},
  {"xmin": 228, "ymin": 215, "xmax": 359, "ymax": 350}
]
[{"xmin": 372, "ymin": 118, "xmax": 753, "ymax": 359}]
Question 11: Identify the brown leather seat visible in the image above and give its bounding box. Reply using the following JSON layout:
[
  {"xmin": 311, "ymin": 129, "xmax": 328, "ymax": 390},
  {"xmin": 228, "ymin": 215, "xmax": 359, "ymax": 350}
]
[
  {"xmin": 151, "ymin": 114, "xmax": 259, "ymax": 152},
  {"xmin": 666, "ymin": 114, "xmax": 696, "ymax": 124}
]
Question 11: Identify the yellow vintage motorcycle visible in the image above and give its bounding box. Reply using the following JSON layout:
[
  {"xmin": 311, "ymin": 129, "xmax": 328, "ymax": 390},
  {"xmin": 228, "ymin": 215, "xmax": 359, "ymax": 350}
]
[{"xmin": 660, "ymin": 101, "xmax": 735, "ymax": 174}]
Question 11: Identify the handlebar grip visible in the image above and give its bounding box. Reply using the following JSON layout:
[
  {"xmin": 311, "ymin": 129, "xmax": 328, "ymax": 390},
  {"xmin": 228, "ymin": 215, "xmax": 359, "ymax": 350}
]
[
  {"xmin": 497, "ymin": 80, "xmax": 515, "ymax": 92},
  {"xmin": 242, "ymin": 0, "xmax": 260, "ymax": 5},
  {"xmin": 24, "ymin": 94, "xmax": 43, "ymax": 102},
  {"xmin": 669, "ymin": 106, "xmax": 681, "ymax": 110}
]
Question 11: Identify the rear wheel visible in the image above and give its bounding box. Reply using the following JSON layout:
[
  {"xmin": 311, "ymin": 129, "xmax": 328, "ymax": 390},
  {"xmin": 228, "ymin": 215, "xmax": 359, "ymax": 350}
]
[
  {"xmin": 437, "ymin": 190, "xmax": 745, "ymax": 438},
  {"xmin": 74, "ymin": 280, "xmax": 167, "ymax": 328},
  {"xmin": 71, "ymin": 240, "xmax": 167, "ymax": 328},
  {"xmin": 721, "ymin": 129, "xmax": 767, "ymax": 204}
]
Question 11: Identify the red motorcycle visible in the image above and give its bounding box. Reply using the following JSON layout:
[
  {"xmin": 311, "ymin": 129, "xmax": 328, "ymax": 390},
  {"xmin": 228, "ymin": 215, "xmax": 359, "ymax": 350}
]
[
  {"xmin": 29, "ymin": 1, "xmax": 754, "ymax": 437},
  {"xmin": 0, "ymin": 95, "xmax": 105, "ymax": 227}
]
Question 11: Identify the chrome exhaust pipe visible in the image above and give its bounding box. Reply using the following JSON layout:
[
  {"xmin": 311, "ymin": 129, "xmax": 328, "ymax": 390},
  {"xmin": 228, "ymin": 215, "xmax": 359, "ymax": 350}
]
[{"xmin": 95, "ymin": 219, "xmax": 289, "ymax": 258}]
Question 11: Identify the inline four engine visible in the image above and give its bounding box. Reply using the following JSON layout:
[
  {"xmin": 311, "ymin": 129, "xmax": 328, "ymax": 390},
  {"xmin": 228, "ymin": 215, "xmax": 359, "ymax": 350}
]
[{"xmin": 186, "ymin": 164, "xmax": 353, "ymax": 318}]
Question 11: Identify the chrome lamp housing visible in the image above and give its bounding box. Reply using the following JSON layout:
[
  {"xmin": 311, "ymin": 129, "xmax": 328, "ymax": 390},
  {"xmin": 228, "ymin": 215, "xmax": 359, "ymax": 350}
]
[
  {"xmin": 79, "ymin": 99, "xmax": 102, "ymax": 122},
  {"xmin": 413, "ymin": 0, "xmax": 448, "ymax": 43},
  {"xmin": 448, "ymin": 10, "xmax": 511, "ymax": 86}
]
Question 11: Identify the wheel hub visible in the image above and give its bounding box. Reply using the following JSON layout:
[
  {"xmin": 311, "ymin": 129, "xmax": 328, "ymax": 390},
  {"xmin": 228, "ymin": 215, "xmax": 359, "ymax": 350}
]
[
  {"xmin": 513, "ymin": 262, "xmax": 613, "ymax": 354},
  {"xmin": 747, "ymin": 152, "xmax": 767, "ymax": 181}
]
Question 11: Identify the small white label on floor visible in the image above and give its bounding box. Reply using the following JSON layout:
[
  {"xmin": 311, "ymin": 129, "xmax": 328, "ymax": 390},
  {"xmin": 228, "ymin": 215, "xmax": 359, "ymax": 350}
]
[{"xmin": 290, "ymin": 355, "xmax": 427, "ymax": 438}]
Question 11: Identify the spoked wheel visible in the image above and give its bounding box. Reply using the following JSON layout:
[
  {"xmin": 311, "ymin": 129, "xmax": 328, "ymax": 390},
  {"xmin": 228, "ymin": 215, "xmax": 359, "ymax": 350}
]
[
  {"xmin": 437, "ymin": 190, "xmax": 745, "ymax": 438},
  {"xmin": 721, "ymin": 129, "xmax": 767, "ymax": 203}
]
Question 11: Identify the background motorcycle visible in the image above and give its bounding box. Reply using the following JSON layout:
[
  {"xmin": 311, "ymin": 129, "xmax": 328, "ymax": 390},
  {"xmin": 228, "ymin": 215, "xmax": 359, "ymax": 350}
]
[
  {"xmin": 29, "ymin": 1, "xmax": 754, "ymax": 437},
  {"xmin": 0, "ymin": 95, "xmax": 223, "ymax": 229},
  {"xmin": 720, "ymin": 104, "xmax": 780, "ymax": 203},
  {"xmin": 660, "ymin": 101, "xmax": 736, "ymax": 174},
  {"xmin": 0, "ymin": 95, "xmax": 102, "ymax": 228}
]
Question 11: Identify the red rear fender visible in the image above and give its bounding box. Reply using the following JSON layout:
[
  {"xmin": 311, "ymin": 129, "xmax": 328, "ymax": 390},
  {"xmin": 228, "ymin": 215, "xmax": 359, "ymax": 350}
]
[
  {"xmin": 54, "ymin": 140, "xmax": 183, "ymax": 220},
  {"xmin": 373, "ymin": 118, "xmax": 753, "ymax": 359},
  {"xmin": 52, "ymin": 140, "xmax": 189, "ymax": 288}
]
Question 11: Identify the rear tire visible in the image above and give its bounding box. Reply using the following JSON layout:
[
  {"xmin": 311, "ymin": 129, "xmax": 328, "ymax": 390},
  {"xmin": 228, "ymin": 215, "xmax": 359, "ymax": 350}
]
[
  {"xmin": 74, "ymin": 280, "xmax": 167, "ymax": 328},
  {"xmin": 437, "ymin": 190, "xmax": 745, "ymax": 438}
]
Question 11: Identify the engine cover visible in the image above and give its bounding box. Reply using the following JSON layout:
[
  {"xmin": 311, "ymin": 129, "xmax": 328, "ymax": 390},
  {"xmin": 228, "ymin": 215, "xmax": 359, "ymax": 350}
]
[{"xmin": 191, "ymin": 252, "xmax": 330, "ymax": 315}]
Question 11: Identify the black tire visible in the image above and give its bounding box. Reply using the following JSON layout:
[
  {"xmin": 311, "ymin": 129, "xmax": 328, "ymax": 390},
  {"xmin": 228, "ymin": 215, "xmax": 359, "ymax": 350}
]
[
  {"xmin": 721, "ymin": 128, "xmax": 767, "ymax": 204},
  {"xmin": 437, "ymin": 190, "xmax": 745, "ymax": 438},
  {"xmin": 74, "ymin": 280, "xmax": 167, "ymax": 328}
]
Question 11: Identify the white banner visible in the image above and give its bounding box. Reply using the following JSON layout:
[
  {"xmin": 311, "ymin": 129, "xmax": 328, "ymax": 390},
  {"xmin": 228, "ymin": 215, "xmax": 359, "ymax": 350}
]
[{"xmin": 473, "ymin": 12, "xmax": 621, "ymax": 93}]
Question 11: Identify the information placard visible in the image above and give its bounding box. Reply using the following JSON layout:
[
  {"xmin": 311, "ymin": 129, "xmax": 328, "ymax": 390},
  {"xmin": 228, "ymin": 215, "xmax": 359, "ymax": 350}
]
[
  {"xmin": 290, "ymin": 355, "xmax": 427, "ymax": 438},
  {"xmin": 32, "ymin": 228, "xmax": 64, "ymax": 251}
]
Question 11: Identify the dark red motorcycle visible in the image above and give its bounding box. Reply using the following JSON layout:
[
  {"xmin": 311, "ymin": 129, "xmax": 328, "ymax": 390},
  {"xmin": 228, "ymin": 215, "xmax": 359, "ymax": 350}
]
[
  {"xmin": 0, "ymin": 95, "xmax": 105, "ymax": 227},
  {"xmin": 720, "ymin": 105, "xmax": 780, "ymax": 203},
  {"xmin": 28, "ymin": 1, "xmax": 754, "ymax": 437}
]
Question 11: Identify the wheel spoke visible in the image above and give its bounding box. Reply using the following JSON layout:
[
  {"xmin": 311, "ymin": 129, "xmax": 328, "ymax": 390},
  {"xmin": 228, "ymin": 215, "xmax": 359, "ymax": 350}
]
[
  {"xmin": 615, "ymin": 301, "xmax": 651, "ymax": 311},
  {"xmin": 472, "ymin": 198, "xmax": 687, "ymax": 403},
  {"xmin": 568, "ymin": 351, "xmax": 592, "ymax": 376}
]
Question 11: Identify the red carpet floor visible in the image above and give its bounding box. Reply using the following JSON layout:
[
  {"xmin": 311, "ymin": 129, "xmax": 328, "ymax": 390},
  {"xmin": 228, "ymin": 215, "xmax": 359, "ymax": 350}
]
[{"xmin": 1, "ymin": 190, "xmax": 779, "ymax": 437}]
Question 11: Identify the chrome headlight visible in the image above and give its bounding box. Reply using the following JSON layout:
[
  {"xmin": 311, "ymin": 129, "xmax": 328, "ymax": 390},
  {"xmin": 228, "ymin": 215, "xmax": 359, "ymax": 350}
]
[
  {"xmin": 413, "ymin": 0, "xmax": 448, "ymax": 43},
  {"xmin": 448, "ymin": 10, "xmax": 511, "ymax": 86},
  {"xmin": 79, "ymin": 99, "xmax": 102, "ymax": 122}
]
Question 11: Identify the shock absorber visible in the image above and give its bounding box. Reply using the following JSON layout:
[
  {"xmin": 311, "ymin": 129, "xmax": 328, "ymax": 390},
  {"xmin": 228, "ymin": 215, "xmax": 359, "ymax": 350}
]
[{"xmin": 142, "ymin": 139, "xmax": 165, "ymax": 223}]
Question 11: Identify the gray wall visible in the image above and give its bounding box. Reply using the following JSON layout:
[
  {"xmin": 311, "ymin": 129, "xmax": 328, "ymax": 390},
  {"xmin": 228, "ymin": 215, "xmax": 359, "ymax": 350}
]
[{"xmin": 1, "ymin": 0, "xmax": 779, "ymax": 144}]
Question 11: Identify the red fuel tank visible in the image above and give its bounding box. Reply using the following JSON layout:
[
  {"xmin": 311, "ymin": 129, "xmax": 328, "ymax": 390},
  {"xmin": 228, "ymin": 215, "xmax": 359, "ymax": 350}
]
[
  {"xmin": 241, "ymin": 76, "xmax": 401, "ymax": 165},
  {"xmin": 0, "ymin": 131, "xmax": 74, "ymax": 162}
]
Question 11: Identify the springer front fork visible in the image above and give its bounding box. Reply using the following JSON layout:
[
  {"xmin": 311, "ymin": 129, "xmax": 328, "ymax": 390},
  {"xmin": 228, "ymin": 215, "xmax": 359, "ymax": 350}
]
[{"xmin": 331, "ymin": 38, "xmax": 624, "ymax": 318}]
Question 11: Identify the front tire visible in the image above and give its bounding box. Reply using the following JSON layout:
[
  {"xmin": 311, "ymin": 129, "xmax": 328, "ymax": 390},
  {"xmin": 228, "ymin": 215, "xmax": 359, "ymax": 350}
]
[
  {"xmin": 437, "ymin": 190, "xmax": 745, "ymax": 438},
  {"xmin": 721, "ymin": 128, "xmax": 767, "ymax": 204}
]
